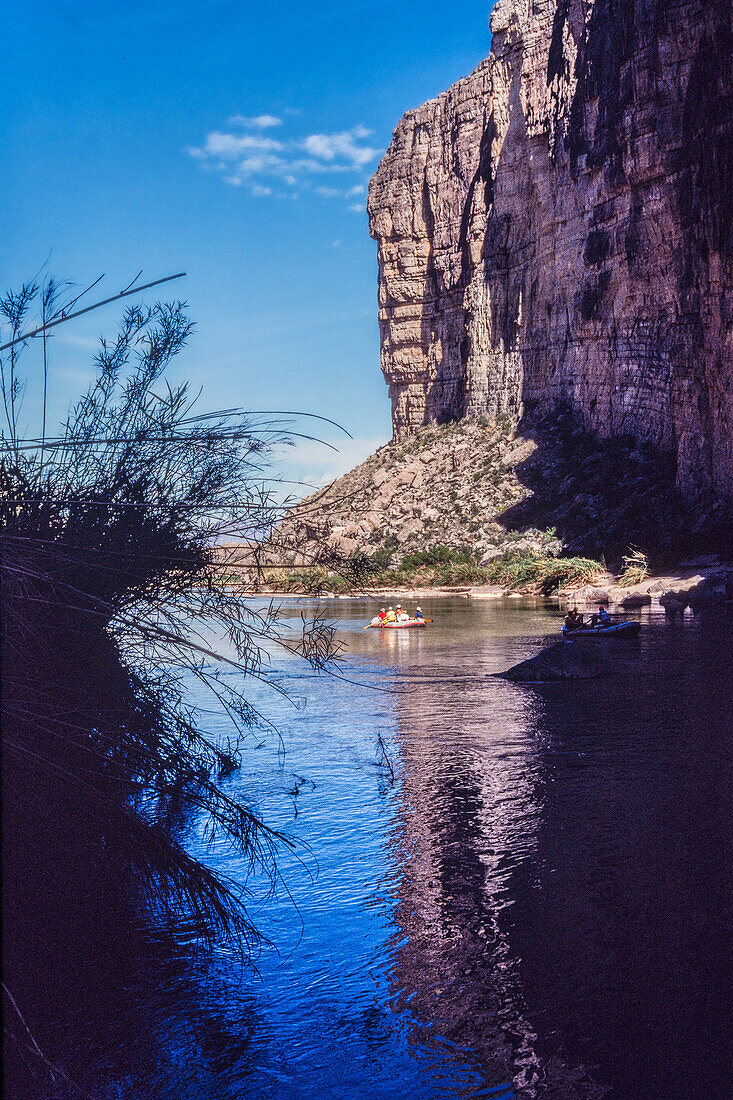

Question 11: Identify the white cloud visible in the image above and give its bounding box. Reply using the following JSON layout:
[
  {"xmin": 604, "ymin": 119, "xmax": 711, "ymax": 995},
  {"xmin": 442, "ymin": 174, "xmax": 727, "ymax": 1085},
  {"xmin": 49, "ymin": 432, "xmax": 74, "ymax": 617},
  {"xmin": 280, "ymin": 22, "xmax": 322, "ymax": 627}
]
[
  {"xmin": 228, "ymin": 113, "xmax": 282, "ymax": 128},
  {"xmin": 190, "ymin": 131, "xmax": 283, "ymax": 159},
  {"xmin": 188, "ymin": 116, "xmax": 383, "ymax": 205},
  {"xmin": 238, "ymin": 153, "xmax": 285, "ymax": 174},
  {"xmin": 287, "ymin": 156, "xmax": 344, "ymax": 175},
  {"xmin": 349, "ymin": 202, "xmax": 366, "ymax": 213},
  {"xmin": 302, "ymin": 127, "xmax": 378, "ymax": 168}
]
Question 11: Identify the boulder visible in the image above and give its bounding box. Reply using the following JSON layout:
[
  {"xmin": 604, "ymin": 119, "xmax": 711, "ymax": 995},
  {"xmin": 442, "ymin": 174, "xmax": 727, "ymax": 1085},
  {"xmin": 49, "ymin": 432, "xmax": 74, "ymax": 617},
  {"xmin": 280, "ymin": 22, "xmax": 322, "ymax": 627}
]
[
  {"xmin": 620, "ymin": 593, "xmax": 652, "ymax": 609},
  {"xmin": 509, "ymin": 536, "xmax": 543, "ymax": 553},
  {"xmin": 501, "ymin": 438, "xmax": 537, "ymax": 468},
  {"xmin": 499, "ymin": 641, "xmax": 608, "ymax": 682},
  {"xmin": 484, "ymin": 522, "xmax": 506, "ymax": 540},
  {"xmin": 686, "ymin": 579, "xmax": 715, "ymax": 610},
  {"xmin": 572, "ymin": 585, "xmax": 611, "ymax": 604},
  {"xmin": 396, "ymin": 519, "xmax": 423, "ymax": 544},
  {"xmin": 327, "ymin": 534, "xmax": 359, "ymax": 555},
  {"xmin": 393, "ymin": 464, "xmax": 421, "ymax": 488},
  {"xmin": 659, "ymin": 590, "xmax": 688, "ymax": 614}
]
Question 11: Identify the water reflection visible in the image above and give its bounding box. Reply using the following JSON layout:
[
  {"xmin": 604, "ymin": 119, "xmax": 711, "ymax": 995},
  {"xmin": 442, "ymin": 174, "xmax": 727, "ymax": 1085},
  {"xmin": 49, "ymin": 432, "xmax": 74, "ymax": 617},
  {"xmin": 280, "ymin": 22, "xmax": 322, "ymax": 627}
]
[
  {"xmin": 32, "ymin": 599, "xmax": 731, "ymax": 1100},
  {"xmin": 377, "ymin": 603, "xmax": 731, "ymax": 1099},
  {"xmin": 382, "ymin": 635, "xmax": 607, "ymax": 1095}
]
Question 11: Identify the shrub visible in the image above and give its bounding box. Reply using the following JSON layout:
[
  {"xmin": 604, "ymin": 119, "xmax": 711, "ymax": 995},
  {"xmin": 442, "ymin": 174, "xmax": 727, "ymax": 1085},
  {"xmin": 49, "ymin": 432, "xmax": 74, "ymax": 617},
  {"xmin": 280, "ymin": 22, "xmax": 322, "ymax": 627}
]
[
  {"xmin": 369, "ymin": 546, "xmax": 394, "ymax": 570},
  {"xmin": 0, "ymin": 278, "xmax": 343, "ymax": 1042},
  {"xmin": 431, "ymin": 561, "xmax": 487, "ymax": 586},
  {"xmin": 344, "ymin": 550, "xmax": 379, "ymax": 583},
  {"xmin": 401, "ymin": 543, "xmax": 472, "ymax": 569},
  {"xmin": 485, "ymin": 552, "xmax": 602, "ymax": 593},
  {"xmin": 618, "ymin": 546, "xmax": 650, "ymax": 587}
]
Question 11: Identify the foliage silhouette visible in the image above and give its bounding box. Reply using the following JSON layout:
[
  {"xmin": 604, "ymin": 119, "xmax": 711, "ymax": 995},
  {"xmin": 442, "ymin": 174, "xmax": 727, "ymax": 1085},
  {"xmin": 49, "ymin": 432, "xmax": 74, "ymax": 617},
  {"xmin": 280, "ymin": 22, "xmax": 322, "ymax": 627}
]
[{"xmin": 0, "ymin": 276, "xmax": 340, "ymax": 1096}]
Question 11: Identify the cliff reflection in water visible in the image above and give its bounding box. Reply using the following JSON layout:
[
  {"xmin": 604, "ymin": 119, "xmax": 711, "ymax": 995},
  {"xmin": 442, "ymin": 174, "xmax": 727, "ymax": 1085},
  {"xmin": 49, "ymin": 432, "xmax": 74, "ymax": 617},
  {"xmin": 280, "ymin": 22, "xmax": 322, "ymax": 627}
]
[
  {"xmin": 381, "ymin": 611, "xmax": 731, "ymax": 1099},
  {"xmin": 26, "ymin": 601, "xmax": 731, "ymax": 1100}
]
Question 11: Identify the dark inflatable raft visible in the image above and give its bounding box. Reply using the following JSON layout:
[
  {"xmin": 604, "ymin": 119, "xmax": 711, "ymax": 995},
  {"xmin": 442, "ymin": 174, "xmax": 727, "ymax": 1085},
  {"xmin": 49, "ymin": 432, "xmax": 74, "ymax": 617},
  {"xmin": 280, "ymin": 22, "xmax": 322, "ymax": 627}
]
[{"xmin": 561, "ymin": 621, "xmax": 641, "ymax": 639}]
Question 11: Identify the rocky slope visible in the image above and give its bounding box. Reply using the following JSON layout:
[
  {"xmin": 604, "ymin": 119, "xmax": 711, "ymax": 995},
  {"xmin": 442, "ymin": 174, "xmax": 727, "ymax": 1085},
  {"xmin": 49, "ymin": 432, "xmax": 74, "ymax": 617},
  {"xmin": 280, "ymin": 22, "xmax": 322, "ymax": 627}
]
[
  {"xmin": 367, "ymin": 0, "xmax": 732, "ymax": 507},
  {"xmin": 270, "ymin": 412, "xmax": 708, "ymax": 569},
  {"xmin": 272, "ymin": 419, "xmax": 551, "ymax": 566}
]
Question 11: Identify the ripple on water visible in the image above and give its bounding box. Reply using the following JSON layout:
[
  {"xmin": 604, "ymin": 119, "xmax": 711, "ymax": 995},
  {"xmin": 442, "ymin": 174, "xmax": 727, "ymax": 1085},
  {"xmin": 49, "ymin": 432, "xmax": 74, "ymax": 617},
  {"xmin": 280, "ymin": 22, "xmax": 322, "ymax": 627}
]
[{"xmin": 44, "ymin": 600, "xmax": 732, "ymax": 1100}]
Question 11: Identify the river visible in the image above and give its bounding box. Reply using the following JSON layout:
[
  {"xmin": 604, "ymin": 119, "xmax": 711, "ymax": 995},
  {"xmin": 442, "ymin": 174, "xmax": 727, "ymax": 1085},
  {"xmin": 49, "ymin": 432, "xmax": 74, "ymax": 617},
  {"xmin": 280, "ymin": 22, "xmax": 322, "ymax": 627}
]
[{"xmin": 48, "ymin": 598, "xmax": 731, "ymax": 1099}]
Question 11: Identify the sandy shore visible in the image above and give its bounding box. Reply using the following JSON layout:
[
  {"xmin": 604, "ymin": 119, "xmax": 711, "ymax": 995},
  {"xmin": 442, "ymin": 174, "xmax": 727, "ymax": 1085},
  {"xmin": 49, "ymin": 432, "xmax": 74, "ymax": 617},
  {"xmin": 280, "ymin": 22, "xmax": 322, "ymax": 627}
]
[{"xmin": 250, "ymin": 586, "xmax": 477, "ymax": 600}]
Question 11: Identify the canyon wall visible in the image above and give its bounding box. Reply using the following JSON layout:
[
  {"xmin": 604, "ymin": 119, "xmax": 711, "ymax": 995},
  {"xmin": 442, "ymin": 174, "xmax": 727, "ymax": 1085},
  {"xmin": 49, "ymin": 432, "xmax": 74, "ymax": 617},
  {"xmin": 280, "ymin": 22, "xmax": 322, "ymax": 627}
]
[{"xmin": 367, "ymin": 0, "xmax": 732, "ymax": 504}]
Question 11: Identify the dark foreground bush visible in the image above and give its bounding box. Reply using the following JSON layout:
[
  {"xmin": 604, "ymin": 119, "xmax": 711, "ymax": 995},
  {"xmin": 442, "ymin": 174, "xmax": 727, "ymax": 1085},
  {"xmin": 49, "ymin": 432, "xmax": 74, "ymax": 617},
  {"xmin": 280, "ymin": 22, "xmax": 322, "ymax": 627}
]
[{"xmin": 0, "ymin": 279, "xmax": 338, "ymax": 1096}]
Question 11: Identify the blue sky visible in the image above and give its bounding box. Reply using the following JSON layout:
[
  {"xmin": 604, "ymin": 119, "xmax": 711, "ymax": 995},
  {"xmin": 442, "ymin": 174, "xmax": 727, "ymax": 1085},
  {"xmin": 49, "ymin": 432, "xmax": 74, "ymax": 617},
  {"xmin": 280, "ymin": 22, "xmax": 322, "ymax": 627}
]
[{"xmin": 6, "ymin": 1, "xmax": 494, "ymax": 485}]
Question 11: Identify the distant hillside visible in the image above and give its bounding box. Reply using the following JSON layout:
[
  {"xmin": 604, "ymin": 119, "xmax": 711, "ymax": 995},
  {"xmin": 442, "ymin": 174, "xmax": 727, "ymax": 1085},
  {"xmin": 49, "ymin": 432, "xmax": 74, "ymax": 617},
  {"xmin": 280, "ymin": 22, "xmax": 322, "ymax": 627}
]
[{"xmin": 269, "ymin": 412, "xmax": 724, "ymax": 572}]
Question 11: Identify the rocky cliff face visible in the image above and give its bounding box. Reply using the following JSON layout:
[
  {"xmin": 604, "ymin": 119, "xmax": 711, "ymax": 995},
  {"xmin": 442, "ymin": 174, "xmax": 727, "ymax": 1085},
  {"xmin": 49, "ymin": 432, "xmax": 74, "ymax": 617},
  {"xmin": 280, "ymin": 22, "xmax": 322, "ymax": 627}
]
[{"xmin": 368, "ymin": 0, "xmax": 732, "ymax": 505}]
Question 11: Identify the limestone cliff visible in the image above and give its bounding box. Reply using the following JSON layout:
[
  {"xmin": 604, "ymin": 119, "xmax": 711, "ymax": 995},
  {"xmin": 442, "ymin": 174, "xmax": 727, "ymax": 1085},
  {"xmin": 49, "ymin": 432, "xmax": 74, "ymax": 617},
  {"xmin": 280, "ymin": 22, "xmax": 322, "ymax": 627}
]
[{"xmin": 367, "ymin": 0, "xmax": 732, "ymax": 505}]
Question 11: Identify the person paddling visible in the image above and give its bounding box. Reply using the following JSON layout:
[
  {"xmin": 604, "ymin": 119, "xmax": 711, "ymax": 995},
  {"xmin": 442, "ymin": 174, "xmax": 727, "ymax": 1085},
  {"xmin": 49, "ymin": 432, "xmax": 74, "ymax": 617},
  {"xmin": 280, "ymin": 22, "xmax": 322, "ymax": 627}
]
[
  {"xmin": 384, "ymin": 607, "xmax": 396, "ymax": 624},
  {"xmin": 377, "ymin": 608, "xmax": 387, "ymax": 623},
  {"xmin": 564, "ymin": 608, "xmax": 584, "ymax": 631},
  {"xmin": 589, "ymin": 605, "xmax": 611, "ymax": 628},
  {"xmin": 414, "ymin": 606, "xmax": 425, "ymax": 620}
]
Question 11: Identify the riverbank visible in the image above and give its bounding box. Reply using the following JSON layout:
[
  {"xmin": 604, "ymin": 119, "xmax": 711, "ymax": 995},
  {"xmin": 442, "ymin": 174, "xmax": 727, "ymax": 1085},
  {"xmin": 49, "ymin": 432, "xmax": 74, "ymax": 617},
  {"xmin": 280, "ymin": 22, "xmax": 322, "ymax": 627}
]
[{"xmin": 234, "ymin": 554, "xmax": 733, "ymax": 611}]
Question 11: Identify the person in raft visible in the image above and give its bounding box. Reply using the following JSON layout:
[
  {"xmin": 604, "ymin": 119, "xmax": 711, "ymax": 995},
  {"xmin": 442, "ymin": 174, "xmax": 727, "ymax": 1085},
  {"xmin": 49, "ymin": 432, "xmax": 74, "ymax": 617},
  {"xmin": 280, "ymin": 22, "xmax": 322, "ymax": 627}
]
[
  {"xmin": 414, "ymin": 607, "xmax": 425, "ymax": 620},
  {"xmin": 377, "ymin": 608, "xmax": 388, "ymax": 623},
  {"xmin": 564, "ymin": 608, "xmax": 584, "ymax": 631},
  {"xmin": 589, "ymin": 605, "xmax": 611, "ymax": 628},
  {"xmin": 384, "ymin": 607, "xmax": 397, "ymax": 623},
  {"xmin": 395, "ymin": 606, "xmax": 410, "ymax": 622}
]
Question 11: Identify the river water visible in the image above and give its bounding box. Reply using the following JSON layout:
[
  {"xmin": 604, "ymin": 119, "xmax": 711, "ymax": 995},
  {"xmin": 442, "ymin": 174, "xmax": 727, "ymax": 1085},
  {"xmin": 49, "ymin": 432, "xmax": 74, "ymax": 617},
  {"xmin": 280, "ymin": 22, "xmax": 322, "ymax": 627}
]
[{"xmin": 51, "ymin": 599, "xmax": 731, "ymax": 1099}]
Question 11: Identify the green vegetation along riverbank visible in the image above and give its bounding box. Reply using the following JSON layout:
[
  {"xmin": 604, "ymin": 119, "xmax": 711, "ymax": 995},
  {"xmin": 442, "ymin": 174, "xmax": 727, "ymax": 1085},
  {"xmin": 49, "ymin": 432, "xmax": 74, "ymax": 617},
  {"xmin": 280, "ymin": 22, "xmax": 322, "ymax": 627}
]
[
  {"xmin": 251, "ymin": 546, "xmax": 603, "ymax": 596},
  {"xmin": 218, "ymin": 542, "xmax": 733, "ymax": 611}
]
